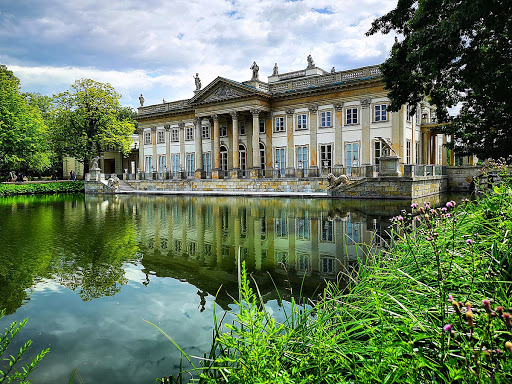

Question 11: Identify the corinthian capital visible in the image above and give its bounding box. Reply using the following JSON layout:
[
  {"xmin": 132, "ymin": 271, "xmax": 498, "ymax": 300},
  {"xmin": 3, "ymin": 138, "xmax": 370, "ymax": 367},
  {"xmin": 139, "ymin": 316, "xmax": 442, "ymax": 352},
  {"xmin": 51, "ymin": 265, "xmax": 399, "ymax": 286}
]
[
  {"xmin": 250, "ymin": 108, "xmax": 261, "ymax": 117},
  {"xmin": 229, "ymin": 111, "xmax": 239, "ymax": 119},
  {"xmin": 211, "ymin": 113, "xmax": 219, "ymax": 121}
]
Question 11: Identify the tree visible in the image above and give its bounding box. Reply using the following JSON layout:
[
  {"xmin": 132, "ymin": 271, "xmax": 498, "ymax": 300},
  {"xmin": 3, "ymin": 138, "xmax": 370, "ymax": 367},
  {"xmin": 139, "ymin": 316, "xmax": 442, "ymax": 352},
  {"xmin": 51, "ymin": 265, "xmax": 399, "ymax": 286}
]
[
  {"xmin": 51, "ymin": 79, "xmax": 135, "ymax": 172},
  {"xmin": 0, "ymin": 65, "xmax": 51, "ymax": 174},
  {"xmin": 367, "ymin": 0, "xmax": 512, "ymax": 159}
]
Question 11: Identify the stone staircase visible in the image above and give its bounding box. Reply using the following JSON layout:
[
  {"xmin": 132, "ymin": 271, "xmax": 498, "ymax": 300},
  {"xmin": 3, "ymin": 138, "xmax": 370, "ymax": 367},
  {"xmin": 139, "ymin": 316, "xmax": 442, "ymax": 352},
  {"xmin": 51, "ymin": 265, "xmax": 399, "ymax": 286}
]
[{"xmin": 117, "ymin": 179, "xmax": 138, "ymax": 192}]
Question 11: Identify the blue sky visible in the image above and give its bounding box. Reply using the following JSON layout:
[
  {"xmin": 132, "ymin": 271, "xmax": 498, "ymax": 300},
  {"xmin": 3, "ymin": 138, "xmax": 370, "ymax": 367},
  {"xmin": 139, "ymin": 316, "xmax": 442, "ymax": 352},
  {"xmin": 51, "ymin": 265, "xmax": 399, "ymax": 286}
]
[{"xmin": 0, "ymin": 0, "xmax": 397, "ymax": 108}]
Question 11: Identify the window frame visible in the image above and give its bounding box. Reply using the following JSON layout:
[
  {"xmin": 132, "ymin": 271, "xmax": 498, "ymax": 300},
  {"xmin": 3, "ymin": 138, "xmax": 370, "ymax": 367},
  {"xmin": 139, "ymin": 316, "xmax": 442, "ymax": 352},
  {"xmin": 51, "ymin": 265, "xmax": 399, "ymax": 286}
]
[
  {"xmin": 346, "ymin": 107, "xmax": 358, "ymax": 125},
  {"xmin": 374, "ymin": 104, "xmax": 388, "ymax": 122},
  {"xmin": 144, "ymin": 131, "xmax": 151, "ymax": 145},
  {"xmin": 239, "ymin": 121, "xmax": 246, "ymax": 136},
  {"xmin": 274, "ymin": 116, "xmax": 285, "ymax": 133},
  {"xmin": 185, "ymin": 126, "xmax": 194, "ymax": 141},
  {"xmin": 320, "ymin": 111, "xmax": 332, "ymax": 128},
  {"xmin": 171, "ymin": 128, "xmax": 179, "ymax": 142},
  {"xmin": 201, "ymin": 125, "xmax": 210, "ymax": 139},
  {"xmin": 219, "ymin": 124, "xmax": 228, "ymax": 137},
  {"xmin": 296, "ymin": 114, "xmax": 308, "ymax": 130},
  {"xmin": 157, "ymin": 130, "xmax": 165, "ymax": 144}
]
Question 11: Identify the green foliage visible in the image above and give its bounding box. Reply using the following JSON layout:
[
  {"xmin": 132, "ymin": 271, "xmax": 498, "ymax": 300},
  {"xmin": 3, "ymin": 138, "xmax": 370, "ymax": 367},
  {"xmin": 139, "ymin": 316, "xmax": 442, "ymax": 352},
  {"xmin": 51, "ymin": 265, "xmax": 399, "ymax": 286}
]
[
  {"xmin": 0, "ymin": 65, "xmax": 52, "ymax": 173},
  {"xmin": 0, "ymin": 309, "xmax": 49, "ymax": 383},
  {"xmin": 156, "ymin": 176, "xmax": 512, "ymax": 383},
  {"xmin": 0, "ymin": 181, "xmax": 84, "ymax": 196},
  {"xmin": 367, "ymin": 0, "xmax": 512, "ymax": 158},
  {"xmin": 50, "ymin": 78, "xmax": 135, "ymax": 169}
]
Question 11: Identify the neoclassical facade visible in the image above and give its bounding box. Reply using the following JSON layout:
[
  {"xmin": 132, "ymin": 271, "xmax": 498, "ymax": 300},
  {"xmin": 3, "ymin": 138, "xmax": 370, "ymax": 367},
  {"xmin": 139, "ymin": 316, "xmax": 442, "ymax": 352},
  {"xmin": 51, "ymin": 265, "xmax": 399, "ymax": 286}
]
[{"xmin": 134, "ymin": 58, "xmax": 445, "ymax": 179}]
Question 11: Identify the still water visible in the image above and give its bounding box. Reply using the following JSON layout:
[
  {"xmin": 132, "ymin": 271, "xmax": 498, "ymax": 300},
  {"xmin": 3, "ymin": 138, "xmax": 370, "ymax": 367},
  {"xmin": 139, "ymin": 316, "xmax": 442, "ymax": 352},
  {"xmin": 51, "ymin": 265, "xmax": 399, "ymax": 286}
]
[{"xmin": 0, "ymin": 193, "xmax": 447, "ymax": 383}]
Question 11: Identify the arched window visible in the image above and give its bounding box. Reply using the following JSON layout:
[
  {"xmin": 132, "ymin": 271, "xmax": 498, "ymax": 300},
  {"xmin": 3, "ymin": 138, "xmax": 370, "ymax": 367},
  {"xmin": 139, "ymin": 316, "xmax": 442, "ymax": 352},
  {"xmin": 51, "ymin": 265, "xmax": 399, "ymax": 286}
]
[
  {"xmin": 220, "ymin": 145, "xmax": 228, "ymax": 171},
  {"xmin": 239, "ymin": 144, "xmax": 246, "ymax": 170},
  {"xmin": 259, "ymin": 142, "xmax": 266, "ymax": 170}
]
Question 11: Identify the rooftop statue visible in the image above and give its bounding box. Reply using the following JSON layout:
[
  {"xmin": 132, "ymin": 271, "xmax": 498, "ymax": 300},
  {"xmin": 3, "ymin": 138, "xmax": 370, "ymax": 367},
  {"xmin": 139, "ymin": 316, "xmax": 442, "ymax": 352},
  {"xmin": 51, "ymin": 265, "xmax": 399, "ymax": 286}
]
[
  {"xmin": 307, "ymin": 54, "xmax": 315, "ymax": 69},
  {"xmin": 250, "ymin": 61, "xmax": 259, "ymax": 80},
  {"xmin": 139, "ymin": 93, "xmax": 144, "ymax": 107},
  {"xmin": 272, "ymin": 63, "xmax": 279, "ymax": 76},
  {"xmin": 194, "ymin": 73, "xmax": 201, "ymax": 90},
  {"xmin": 331, "ymin": 66, "xmax": 336, "ymax": 73}
]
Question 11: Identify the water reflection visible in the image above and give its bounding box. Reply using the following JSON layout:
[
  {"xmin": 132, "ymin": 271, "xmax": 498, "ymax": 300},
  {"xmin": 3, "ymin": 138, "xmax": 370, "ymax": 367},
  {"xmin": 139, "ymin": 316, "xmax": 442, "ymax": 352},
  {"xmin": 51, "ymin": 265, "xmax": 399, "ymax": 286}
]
[{"xmin": 0, "ymin": 193, "xmax": 457, "ymax": 384}]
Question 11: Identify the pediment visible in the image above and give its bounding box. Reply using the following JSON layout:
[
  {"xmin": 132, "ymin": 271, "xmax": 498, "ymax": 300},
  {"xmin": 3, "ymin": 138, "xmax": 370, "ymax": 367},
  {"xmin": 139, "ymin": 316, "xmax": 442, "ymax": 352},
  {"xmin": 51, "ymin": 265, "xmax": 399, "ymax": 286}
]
[{"xmin": 191, "ymin": 77, "xmax": 260, "ymax": 104}]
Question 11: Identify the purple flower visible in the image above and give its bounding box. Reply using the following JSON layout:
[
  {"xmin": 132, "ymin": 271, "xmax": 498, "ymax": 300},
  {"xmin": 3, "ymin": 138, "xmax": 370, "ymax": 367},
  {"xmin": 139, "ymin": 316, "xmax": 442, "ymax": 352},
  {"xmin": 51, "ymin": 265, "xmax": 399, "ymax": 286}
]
[
  {"xmin": 466, "ymin": 239, "xmax": 474, "ymax": 245},
  {"xmin": 446, "ymin": 201, "xmax": 453, "ymax": 208},
  {"xmin": 397, "ymin": 215, "xmax": 404, "ymax": 221},
  {"xmin": 411, "ymin": 203, "xmax": 418, "ymax": 209},
  {"xmin": 443, "ymin": 324, "xmax": 453, "ymax": 332},
  {"xmin": 441, "ymin": 207, "xmax": 447, "ymax": 213},
  {"xmin": 446, "ymin": 213, "xmax": 451, "ymax": 218},
  {"xmin": 448, "ymin": 294, "xmax": 454, "ymax": 303}
]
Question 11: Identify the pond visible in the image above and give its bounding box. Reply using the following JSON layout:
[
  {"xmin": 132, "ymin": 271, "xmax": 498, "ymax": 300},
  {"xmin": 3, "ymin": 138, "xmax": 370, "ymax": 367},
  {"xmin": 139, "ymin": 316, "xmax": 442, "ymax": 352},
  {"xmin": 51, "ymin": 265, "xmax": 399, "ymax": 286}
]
[{"xmin": 0, "ymin": 193, "xmax": 452, "ymax": 383}]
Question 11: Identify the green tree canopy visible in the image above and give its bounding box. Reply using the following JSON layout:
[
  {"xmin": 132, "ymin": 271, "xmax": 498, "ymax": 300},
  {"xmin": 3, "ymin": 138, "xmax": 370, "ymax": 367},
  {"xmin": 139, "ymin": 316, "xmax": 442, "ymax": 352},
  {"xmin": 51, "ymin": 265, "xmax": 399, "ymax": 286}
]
[
  {"xmin": 0, "ymin": 65, "xmax": 51, "ymax": 173},
  {"xmin": 51, "ymin": 79, "xmax": 135, "ymax": 171},
  {"xmin": 367, "ymin": 0, "xmax": 512, "ymax": 159}
]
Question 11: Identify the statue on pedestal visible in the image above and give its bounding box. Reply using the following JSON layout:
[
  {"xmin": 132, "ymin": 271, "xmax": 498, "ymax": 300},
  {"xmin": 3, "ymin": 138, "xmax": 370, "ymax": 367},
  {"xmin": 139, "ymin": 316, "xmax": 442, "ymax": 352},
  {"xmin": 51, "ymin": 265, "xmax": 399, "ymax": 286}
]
[
  {"xmin": 307, "ymin": 54, "xmax": 315, "ymax": 69},
  {"xmin": 272, "ymin": 63, "xmax": 279, "ymax": 76},
  {"xmin": 139, "ymin": 94, "xmax": 144, "ymax": 107},
  {"xmin": 91, "ymin": 156, "xmax": 100, "ymax": 170},
  {"xmin": 250, "ymin": 61, "xmax": 259, "ymax": 80},
  {"xmin": 194, "ymin": 73, "xmax": 201, "ymax": 90}
]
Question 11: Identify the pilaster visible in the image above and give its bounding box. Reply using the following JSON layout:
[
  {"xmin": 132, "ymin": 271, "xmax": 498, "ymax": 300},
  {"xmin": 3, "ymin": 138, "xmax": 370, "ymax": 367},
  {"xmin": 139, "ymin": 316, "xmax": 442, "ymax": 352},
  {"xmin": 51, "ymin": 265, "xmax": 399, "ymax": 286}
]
[
  {"xmin": 334, "ymin": 103, "xmax": 344, "ymax": 166},
  {"xmin": 151, "ymin": 127, "xmax": 157, "ymax": 172},
  {"xmin": 286, "ymin": 108, "xmax": 295, "ymax": 176},
  {"xmin": 137, "ymin": 127, "xmax": 144, "ymax": 172},
  {"xmin": 179, "ymin": 122, "xmax": 185, "ymax": 171},
  {"xmin": 194, "ymin": 117, "xmax": 204, "ymax": 178},
  {"xmin": 164, "ymin": 124, "xmax": 171, "ymax": 173},
  {"xmin": 251, "ymin": 109, "xmax": 261, "ymax": 170},
  {"xmin": 308, "ymin": 105, "xmax": 318, "ymax": 171},
  {"xmin": 361, "ymin": 98, "xmax": 371, "ymax": 165}
]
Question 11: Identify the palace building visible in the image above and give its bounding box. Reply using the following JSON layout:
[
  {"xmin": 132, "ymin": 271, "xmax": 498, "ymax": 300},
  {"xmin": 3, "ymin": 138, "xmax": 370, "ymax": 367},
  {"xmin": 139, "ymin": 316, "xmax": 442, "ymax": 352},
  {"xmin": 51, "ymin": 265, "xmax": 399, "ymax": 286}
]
[{"xmin": 132, "ymin": 56, "xmax": 446, "ymax": 180}]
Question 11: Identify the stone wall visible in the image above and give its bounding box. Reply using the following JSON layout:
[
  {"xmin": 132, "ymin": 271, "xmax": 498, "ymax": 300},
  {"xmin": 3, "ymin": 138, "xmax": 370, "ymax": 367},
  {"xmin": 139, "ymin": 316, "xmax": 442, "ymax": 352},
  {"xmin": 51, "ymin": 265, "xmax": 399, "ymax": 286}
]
[
  {"xmin": 446, "ymin": 166, "xmax": 480, "ymax": 191},
  {"xmin": 329, "ymin": 176, "xmax": 448, "ymax": 200},
  {"xmin": 126, "ymin": 178, "xmax": 329, "ymax": 193},
  {"xmin": 84, "ymin": 180, "xmax": 112, "ymax": 194}
]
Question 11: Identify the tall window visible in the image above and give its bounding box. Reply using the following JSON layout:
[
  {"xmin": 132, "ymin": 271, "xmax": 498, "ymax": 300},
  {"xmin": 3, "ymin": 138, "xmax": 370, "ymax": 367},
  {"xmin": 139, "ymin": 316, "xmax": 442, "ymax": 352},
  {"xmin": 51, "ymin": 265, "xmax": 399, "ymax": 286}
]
[
  {"xmin": 297, "ymin": 146, "xmax": 308, "ymax": 175},
  {"xmin": 406, "ymin": 140, "xmax": 412, "ymax": 164},
  {"xmin": 275, "ymin": 211, "xmax": 288, "ymax": 237},
  {"xmin": 157, "ymin": 131, "xmax": 165, "ymax": 144},
  {"xmin": 297, "ymin": 114, "xmax": 307, "ymax": 130},
  {"xmin": 171, "ymin": 129, "xmax": 179, "ymax": 142},
  {"xmin": 185, "ymin": 127, "xmax": 194, "ymax": 141},
  {"xmin": 320, "ymin": 111, "xmax": 332, "ymax": 127},
  {"xmin": 374, "ymin": 141, "xmax": 381, "ymax": 165},
  {"xmin": 144, "ymin": 132, "xmax": 151, "ymax": 145},
  {"xmin": 202, "ymin": 125, "xmax": 210, "ymax": 139},
  {"xmin": 320, "ymin": 144, "xmax": 332, "ymax": 170},
  {"xmin": 406, "ymin": 105, "xmax": 412, "ymax": 122},
  {"xmin": 219, "ymin": 124, "xmax": 227, "ymax": 137},
  {"xmin": 145, "ymin": 156, "xmax": 153, "ymax": 172},
  {"xmin": 203, "ymin": 152, "xmax": 211, "ymax": 175},
  {"xmin": 374, "ymin": 104, "xmax": 388, "ymax": 122},
  {"xmin": 347, "ymin": 218, "xmax": 360, "ymax": 244},
  {"xmin": 346, "ymin": 142, "xmax": 359, "ymax": 170},
  {"xmin": 171, "ymin": 154, "xmax": 180, "ymax": 175},
  {"xmin": 274, "ymin": 117, "xmax": 285, "ymax": 132},
  {"xmin": 346, "ymin": 108, "xmax": 358, "ymax": 125},
  {"xmin": 158, "ymin": 155, "xmax": 166, "ymax": 172},
  {"xmin": 220, "ymin": 145, "xmax": 228, "ymax": 171},
  {"xmin": 186, "ymin": 153, "xmax": 195, "ymax": 176},
  {"xmin": 321, "ymin": 219, "xmax": 334, "ymax": 242},
  {"xmin": 416, "ymin": 105, "xmax": 421, "ymax": 124},
  {"xmin": 275, "ymin": 148, "xmax": 285, "ymax": 174},
  {"xmin": 259, "ymin": 120, "xmax": 266, "ymax": 134},
  {"xmin": 296, "ymin": 216, "xmax": 310, "ymax": 240},
  {"xmin": 239, "ymin": 144, "xmax": 246, "ymax": 171},
  {"xmin": 239, "ymin": 121, "xmax": 246, "ymax": 136},
  {"xmin": 259, "ymin": 143, "xmax": 266, "ymax": 170},
  {"xmin": 415, "ymin": 141, "xmax": 421, "ymax": 164}
]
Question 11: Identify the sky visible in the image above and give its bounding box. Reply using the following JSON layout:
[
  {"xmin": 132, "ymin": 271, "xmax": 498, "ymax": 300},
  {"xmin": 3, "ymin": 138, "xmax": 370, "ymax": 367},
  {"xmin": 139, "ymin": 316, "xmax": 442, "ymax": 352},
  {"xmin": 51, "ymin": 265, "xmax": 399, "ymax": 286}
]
[{"xmin": 0, "ymin": 0, "xmax": 397, "ymax": 109}]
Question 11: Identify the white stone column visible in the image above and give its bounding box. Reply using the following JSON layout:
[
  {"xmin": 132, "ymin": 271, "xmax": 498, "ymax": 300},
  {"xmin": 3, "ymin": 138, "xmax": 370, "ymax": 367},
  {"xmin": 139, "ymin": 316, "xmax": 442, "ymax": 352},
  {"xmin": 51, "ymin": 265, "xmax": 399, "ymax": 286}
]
[
  {"xmin": 151, "ymin": 127, "xmax": 157, "ymax": 173},
  {"xmin": 137, "ymin": 127, "xmax": 144, "ymax": 173},
  {"xmin": 164, "ymin": 124, "xmax": 171, "ymax": 173},
  {"xmin": 334, "ymin": 103, "xmax": 344, "ymax": 169},
  {"xmin": 251, "ymin": 109, "xmax": 261, "ymax": 169},
  {"xmin": 179, "ymin": 122, "xmax": 185, "ymax": 172},
  {"xmin": 286, "ymin": 108, "xmax": 294, "ymax": 176},
  {"xmin": 361, "ymin": 98, "xmax": 371, "ymax": 165},
  {"xmin": 194, "ymin": 117, "xmax": 203, "ymax": 177},
  {"xmin": 231, "ymin": 112, "xmax": 239, "ymax": 169},
  {"xmin": 308, "ymin": 105, "xmax": 318, "ymax": 172},
  {"xmin": 212, "ymin": 114, "xmax": 221, "ymax": 178}
]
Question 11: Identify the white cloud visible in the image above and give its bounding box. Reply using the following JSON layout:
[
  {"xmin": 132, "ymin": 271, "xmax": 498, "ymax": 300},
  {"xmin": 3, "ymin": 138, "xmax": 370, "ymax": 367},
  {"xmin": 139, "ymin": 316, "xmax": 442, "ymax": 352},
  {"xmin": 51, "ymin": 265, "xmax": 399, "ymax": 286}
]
[{"xmin": 2, "ymin": 0, "xmax": 397, "ymax": 107}]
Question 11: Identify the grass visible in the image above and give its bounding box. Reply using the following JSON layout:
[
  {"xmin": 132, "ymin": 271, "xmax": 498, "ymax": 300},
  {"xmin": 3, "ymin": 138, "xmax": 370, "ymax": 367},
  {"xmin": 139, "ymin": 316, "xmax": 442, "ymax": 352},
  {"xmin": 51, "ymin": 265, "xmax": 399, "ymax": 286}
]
[
  {"xmin": 0, "ymin": 181, "xmax": 84, "ymax": 196},
  {"xmin": 153, "ymin": 165, "xmax": 512, "ymax": 384}
]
